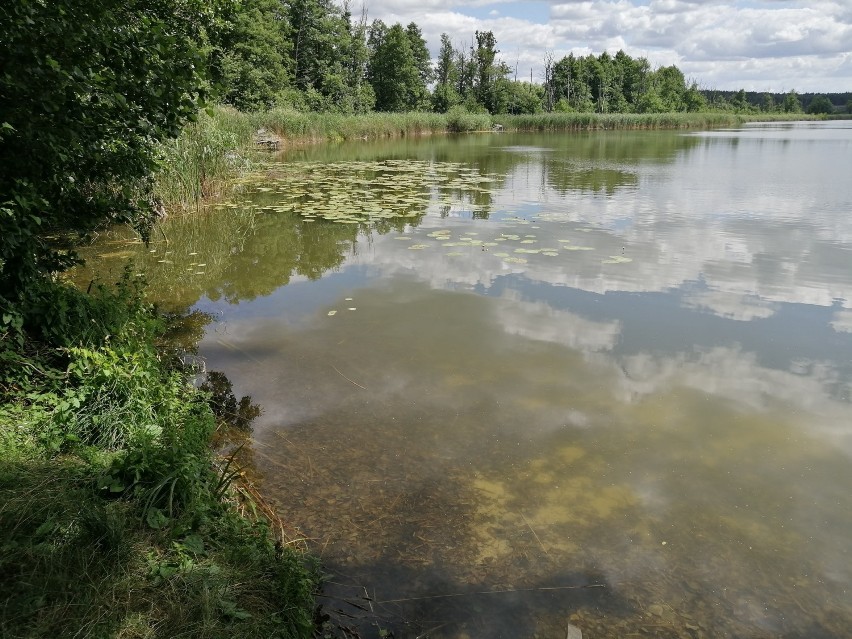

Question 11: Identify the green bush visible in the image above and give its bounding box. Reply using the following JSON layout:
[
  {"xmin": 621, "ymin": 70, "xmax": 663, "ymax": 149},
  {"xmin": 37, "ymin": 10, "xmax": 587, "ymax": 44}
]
[{"xmin": 446, "ymin": 105, "xmax": 492, "ymax": 133}]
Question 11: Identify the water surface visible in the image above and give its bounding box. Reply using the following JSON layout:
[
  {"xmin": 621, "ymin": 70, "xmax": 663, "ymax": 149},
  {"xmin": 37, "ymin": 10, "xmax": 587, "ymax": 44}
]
[{"xmin": 80, "ymin": 121, "xmax": 852, "ymax": 638}]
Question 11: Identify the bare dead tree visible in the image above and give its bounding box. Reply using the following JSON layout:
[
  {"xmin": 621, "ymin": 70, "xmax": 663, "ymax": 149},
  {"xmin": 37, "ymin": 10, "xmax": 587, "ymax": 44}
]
[{"xmin": 543, "ymin": 50, "xmax": 555, "ymax": 112}]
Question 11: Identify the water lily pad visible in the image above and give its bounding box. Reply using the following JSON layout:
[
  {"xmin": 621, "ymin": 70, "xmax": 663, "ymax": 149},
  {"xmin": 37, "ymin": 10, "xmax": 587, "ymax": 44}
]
[
  {"xmin": 243, "ymin": 159, "xmax": 505, "ymax": 226},
  {"xmin": 603, "ymin": 255, "xmax": 633, "ymax": 264}
]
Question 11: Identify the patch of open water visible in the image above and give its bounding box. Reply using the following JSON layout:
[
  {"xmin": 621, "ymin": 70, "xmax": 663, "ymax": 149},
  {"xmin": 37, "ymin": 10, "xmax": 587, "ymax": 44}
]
[{"xmin": 78, "ymin": 121, "xmax": 852, "ymax": 638}]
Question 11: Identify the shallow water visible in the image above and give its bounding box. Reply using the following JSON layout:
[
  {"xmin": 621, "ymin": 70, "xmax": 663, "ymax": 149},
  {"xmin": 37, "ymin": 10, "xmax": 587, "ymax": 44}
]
[{"xmin": 79, "ymin": 121, "xmax": 852, "ymax": 638}]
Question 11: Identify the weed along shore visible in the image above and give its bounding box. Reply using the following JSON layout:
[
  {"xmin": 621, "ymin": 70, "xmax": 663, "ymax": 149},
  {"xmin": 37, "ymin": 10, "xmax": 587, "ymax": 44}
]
[{"xmin": 0, "ymin": 274, "xmax": 319, "ymax": 637}]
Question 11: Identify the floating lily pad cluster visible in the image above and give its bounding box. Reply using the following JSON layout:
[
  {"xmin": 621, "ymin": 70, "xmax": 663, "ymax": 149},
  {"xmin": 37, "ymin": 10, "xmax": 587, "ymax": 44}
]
[
  {"xmin": 234, "ymin": 160, "xmax": 501, "ymax": 225},
  {"xmin": 390, "ymin": 225, "xmax": 630, "ymax": 267}
]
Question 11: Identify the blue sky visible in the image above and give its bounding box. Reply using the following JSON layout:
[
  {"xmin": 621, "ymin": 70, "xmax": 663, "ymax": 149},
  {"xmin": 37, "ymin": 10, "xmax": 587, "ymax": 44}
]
[{"xmin": 366, "ymin": 0, "xmax": 852, "ymax": 93}]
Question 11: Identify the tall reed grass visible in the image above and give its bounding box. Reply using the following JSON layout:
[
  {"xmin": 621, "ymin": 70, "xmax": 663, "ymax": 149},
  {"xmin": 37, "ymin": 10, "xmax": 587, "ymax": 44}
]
[
  {"xmin": 495, "ymin": 112, "xmax": 742, "ymax": 131},
  {"xmin": 154, "ymin": 106, "xmax": 821, "ymax": 211},
  {"xmin": 155, "ymin": 110, "xmax": 253, "ymax": 209},
  {"xmin": 240, "ymin": 108, "xmax": 462, "ymax": 140},
  {"xmin": 496, "ymin": 111, "xmax": 822, "ymax": 132}
]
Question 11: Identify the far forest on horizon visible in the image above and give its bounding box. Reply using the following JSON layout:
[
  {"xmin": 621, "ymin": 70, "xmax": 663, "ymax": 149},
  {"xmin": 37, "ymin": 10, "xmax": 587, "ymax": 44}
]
[{"xmin": 205, "ymin": 0, "xmax": 851, "ymax": 117}]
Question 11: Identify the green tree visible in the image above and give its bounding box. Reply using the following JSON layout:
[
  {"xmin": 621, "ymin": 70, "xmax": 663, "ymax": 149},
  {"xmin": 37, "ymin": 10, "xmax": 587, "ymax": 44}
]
[
  {"xmin": 566, "ymin": 55, "xmax": 596, "ymax": 112},
  {"xmin": 289, "ymin": 0, "xmax": 327, "ymax": 92},
  {"xmin": 549, "ymin": 50, "xmax": 667, "ymax": 113},
  {"xmin": 636, "ymin": 89, "xmax": 667, "ymax": 113},
  {"xmin": 0, "ymin": 0, "xmax": 210, "ymax": 311},
  {"xmin": 406, "ymin": 22, "xmax": 433, "ymax": 109},
  {"xmin": 287, "ymin": 0, "xmax": 364, "ymax": 110},
  {"xmin": 654, "ymin": 65, "xmax": 687, "ymax": 111},
  {"xmin": 683, "ymin": 82, "xmax": 707, "ymax": 112},
  {"xmin": 782, "ymin": 90, "xmax": 802, "ymax": 113},
  {"xmin": 760, "ymin": 92, "xmax": 776, "ymax": 112},
  {"xmin": 613, "ymin": 50, "xmax": 647, "ymax": 110},
  {"xmin": 335, "ymin": 1, "xmax": 375, "ymax": 113},
  {"xmin": 473, "ymin": 30, "xmax": 501, "ymax": 112},
  {"xmin": 506, "ymin": 82, "xmax": 544, "ymax": 114},
  {"xmin": 211, "ymin": 0, "xmax": 290, "ymax": 110},
  {"xmin": 455, "ymin": 41, "xmax": 477, "ymax": 105},
  {"xmin": 729, "ymin": 88, "xmax": 752, "ymax": 112},
  {"xmin": 592, "ymin": 52, "xmax": 619, "ymax": 113},
  {"xmin": 807, "ymin": 95, "xmax": 834, "ymax": 115},
  {"xmin": 432, "ymin": 33, "xmax": 460, "ymax": 112},
  {"xmin": 549, "ymin": 54, "xmax": 574, "ymax": 107},
  {"xmin": 367, "ymin": 22, "xmax": 424, "ymax": 112}
]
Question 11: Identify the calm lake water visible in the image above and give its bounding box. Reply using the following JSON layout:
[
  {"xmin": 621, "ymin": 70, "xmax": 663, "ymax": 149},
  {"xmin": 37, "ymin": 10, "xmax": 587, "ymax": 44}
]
[{"xmin": 80, "ymin": 121, "xmax": 852, "ymax": 638}]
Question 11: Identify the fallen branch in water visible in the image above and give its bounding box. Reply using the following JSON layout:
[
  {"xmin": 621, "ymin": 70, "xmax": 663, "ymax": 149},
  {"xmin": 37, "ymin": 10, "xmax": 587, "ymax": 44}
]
[
  {"xmin": 521, "ymin": 513, "xmax": 549, "ymax": 555},
  {"xmin": 332, "ymin": 364, "xmax": 368, "ymax": 390}
]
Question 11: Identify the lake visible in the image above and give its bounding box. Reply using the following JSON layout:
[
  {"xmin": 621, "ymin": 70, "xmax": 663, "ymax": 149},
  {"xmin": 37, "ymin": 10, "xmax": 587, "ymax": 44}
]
[{"xmin": 78, "ymin": 121, "xmax": 852, "ymax": 638}]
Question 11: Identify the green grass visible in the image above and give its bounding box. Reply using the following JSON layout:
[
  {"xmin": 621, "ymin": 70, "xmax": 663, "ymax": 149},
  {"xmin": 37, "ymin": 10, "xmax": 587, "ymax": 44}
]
[
  {"xmin": 0, "ymin": 275, "xmax": 318, "ymax": 639},
  {"xmin": 494, "ymin": 111, "xmax": 821, "ymax": 132}
]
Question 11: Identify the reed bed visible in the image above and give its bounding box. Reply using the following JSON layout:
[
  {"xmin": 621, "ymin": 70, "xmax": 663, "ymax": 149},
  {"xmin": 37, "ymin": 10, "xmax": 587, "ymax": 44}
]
[
  {"xmin": 235, "ymin": 108, "xmax": 458, "ymax": 141},
  {"xmin": 155, "ymin": 110, "xmax": 252, "ymax": 209},
  {"xmin": 154, "ymin": 106, "xmax": 823, "ymax": 211},
  {"xmin": 495, "ymin": 111, "xmax": 741, "ymax": 131}
]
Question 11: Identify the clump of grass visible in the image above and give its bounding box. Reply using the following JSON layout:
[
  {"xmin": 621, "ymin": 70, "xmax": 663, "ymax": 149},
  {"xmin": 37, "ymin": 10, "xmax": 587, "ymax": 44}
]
[
  {"xmin": 0, "ymin": 460, "xmax": 318, "ymax": 638},
  {"xmin": 445, "ymin": 105, "xmax": 493, "ymax": 133},
  {"xmin": 0, "ymin": 274, "xmax": 319, "ymax": 638},
  {"xmin": 155, "ymin": 109, "xmax": 256, "ymax": 209}
]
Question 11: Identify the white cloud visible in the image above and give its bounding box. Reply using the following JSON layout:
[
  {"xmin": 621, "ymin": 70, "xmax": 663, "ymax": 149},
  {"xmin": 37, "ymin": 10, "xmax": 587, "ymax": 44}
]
[{"xmin": 359, "ymin": 0, "xmax": 852, "ymax": 91}]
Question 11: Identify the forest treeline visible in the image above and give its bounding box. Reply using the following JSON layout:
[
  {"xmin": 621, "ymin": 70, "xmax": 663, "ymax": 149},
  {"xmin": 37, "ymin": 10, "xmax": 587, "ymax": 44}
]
[{"xmin": 209, "ymin": 0, "xmax": 849, "ymax": 116}]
